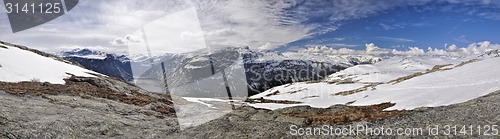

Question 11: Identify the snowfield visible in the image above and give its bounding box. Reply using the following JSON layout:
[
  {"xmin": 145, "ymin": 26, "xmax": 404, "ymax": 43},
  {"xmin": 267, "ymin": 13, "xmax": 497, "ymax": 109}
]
[
  {"xmin": 0, "ymin": 43, "xmax": 98, "ymax": 84},
  {"xmin": 352, "ymin": 56, "xmax": 500, "ymax": 110},
  {"xmin": 249, "ymin": 54, "xmax": 500, "ymax": 110},
  {"xmin": 326, "ymin": 56, "xmax": 466, "ymax": 83}
]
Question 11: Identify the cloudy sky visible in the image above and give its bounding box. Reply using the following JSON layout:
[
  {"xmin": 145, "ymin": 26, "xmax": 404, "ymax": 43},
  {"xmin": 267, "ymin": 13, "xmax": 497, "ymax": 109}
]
[{"xmin": 1, "ymin": 0, "xmax": 500, "ymax": 54}]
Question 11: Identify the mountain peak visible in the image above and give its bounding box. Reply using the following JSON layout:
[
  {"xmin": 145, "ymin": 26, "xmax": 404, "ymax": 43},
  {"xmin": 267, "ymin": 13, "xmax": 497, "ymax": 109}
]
[{"xmin": 57, "ymin": 48, "xmax": 131, "ymax": 62}]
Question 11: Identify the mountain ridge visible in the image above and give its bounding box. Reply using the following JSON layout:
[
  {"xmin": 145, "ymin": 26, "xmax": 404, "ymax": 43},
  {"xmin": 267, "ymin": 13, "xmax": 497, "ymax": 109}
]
[{"xmin": 58, "ymin": 47, "xmax": 383, "ymax": 96}]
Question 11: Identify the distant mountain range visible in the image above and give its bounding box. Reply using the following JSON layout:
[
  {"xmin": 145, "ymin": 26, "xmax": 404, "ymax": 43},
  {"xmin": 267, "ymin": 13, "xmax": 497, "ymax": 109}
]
[
  {"xmin": 58, "ymin": 49, "xmax": 134, "ymax": 82},
  {"xmin": 57, "ymin": 47, "xmax": 382, "ymax": 96}
]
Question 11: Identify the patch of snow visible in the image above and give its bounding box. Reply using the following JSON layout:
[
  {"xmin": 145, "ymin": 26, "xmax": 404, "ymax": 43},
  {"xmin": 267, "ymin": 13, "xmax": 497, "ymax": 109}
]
[
  {"xmin": 0, "ymin": 44, "xmax": 98, "ymax": 84},
  {"xmin": 251, "ymin": 82, "xmax": 364, "ymax": 100},
  {"xmin": 70, "ymin": 55, "xmax": 107, "ymax": 60},
  {"xmin": 182, "ymin": 97, "xmax": 218, "ymax": 109},
  {"xmin": 249, "ymin": 82, "xmax": 366, "ymax": 110},
  {"xmin": 250, "ymin": 103, "xmax": 307, "ymax": 110},
  {"xmin": 182, "ymin": 97, "xmax": 239, "ymax": 109},
  {"xmin": 352, "ymin": 57, "xmax": 500, "ymax": 110}
]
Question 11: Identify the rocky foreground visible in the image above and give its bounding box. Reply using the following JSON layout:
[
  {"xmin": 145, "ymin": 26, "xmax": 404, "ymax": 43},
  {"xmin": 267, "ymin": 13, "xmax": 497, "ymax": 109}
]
[
  {"xmin": 0, "ymin": 78, "xmax": 499, "ymax": 138},
  {"xmin": 173, "ymin": 90, "xmax": 500, "ymax": 139}
]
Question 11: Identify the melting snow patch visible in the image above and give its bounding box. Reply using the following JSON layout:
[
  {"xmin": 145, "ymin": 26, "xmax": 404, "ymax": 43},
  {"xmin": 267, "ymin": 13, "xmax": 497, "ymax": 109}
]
[
  {"xmin": 68, "ymin": 55, "xmax": 107, "ymax": 60},
  {"xmin": 182, "ymin": 97, "xmax": 235, "ymax": 109},
  {"xmin": 0, "ymin": 45, "xmax": 98, "ymax": 84}
]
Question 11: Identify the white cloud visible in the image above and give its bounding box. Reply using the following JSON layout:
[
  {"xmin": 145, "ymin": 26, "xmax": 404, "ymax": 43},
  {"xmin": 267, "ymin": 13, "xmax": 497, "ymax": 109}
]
[
  {"xmin": 454, "ymin": 35, "xmax": 472, "ymax": 43},
  {"xmin": 298, "ymin": 41, "xmax": 500, "ymax": 57},
  {"xmin": 411, "ymin": 41, "xmax": 500, "ymax": 56},
  {"xmin": 180, "ymin": 31, "xmax": 205, "ymax": 41},
  {"xmin": 447, "ymin": 44, "xmax": 459, "ymax": 52},
  {"xmin": 392, "ymin": 47, "xmax": 426, "ymax": 56},
  {"xmin": 366, "ymin": 44, "xmax": 377, "ymax": 52},
  {"xmin": 427, "ymin": 47, "xmax": 448, "ymax": 55},
  {"xmin": 458, "ymin": 41, "xmax": 500, "ymax": 55},
  {"xmin": 391, "ymin": 41, "xmax": 500, "ymax": 56},
  {"xmin": 379, "ymin": 23, "xmax": 396, "ymax": 30},
  {"xmin": 127, "ymin": 8, "xmax": 208, "ymax": 55},
  {"xmin": 378, "ymin": 37, "xmax": 416, "ymax": 42},
  {"xmin": 190, "ymin": 0, "xmax": 311, "ymax": 50},
  {"xmin": 333, "ymin": 38, "xmax": 347, "ymax": 41},
  {"xmin": 179, "ymin": 28, "xmax": 236, "ymax": 41},
  {"xmin": 298, "ymin": 43, "xmax": 387, "ymax": 55},
  {"xmin": 0, "ymin": 0, "xmax": 190, "ymax": 53},
  {"xmin": 337, "ymin": 48, "xmax": 357, "ymax": 55},
  {"xmin": 259, "ymin": 43, "xmax": 275, "ymax": 51},
  {"xmin": 205, "ymin": 28, "xmax": 236, "ymax": 36},
  {"xmin": 365, "ymin": 43, "xmax": 388, "ymax": 54},
  {"xmin": 298, "ymin": 45, "xmax": 339, "ymax": 54},
  {"xmin": 111, "ymin": 34, "xmax": 142, "ymax": 46}
]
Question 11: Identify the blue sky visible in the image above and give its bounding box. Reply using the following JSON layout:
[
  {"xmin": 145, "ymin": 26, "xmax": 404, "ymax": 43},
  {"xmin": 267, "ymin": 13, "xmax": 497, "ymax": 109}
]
[
  {"xmin": 1, "ymin": 0, "xmax": 500, "ymax": 54},
  {"xmin": 280, "ymin": 1, "xmax": 500, "ymax": 52}
]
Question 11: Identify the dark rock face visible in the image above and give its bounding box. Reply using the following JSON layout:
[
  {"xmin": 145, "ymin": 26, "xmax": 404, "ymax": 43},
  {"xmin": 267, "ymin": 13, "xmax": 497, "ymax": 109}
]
[
  {"xmin": 243, "ymin": 60, "xmax": 348, "ymax": 96},
  {"xmin": 65, "ymin": 55, "xmax": 133, "ymax": 82},
  {"xmin": 59, "ymin": 49, "xmax": 133, "ymax": 82}
]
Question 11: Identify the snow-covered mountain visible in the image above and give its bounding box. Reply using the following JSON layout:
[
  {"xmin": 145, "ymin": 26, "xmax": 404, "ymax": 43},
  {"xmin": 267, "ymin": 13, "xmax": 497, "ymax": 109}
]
[
  {"xmin": 128, "ymin": 46, "xmax": 382, "ymax": 96},
  {"xmin": 0, "ymin": 42, "xmax": 98, "ymax": 84},
  {"xmin": 58, "ymin": 46, "xmax": 381, "ymax": 96},
  {"xmin": 58, "ymin": 48, "xmax": 110, "ymax": 60},
  {"xmin": 248, "ymin": 49, "xmax": 500, "ymax": 110},
  {"xmin": 58, "ymin": 49, "xmax": 133, "ymax": 82}
]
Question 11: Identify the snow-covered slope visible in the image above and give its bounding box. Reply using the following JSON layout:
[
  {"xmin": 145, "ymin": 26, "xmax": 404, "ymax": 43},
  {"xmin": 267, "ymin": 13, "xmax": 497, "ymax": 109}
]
[
  {"xmin": 0, "ymin": 43, "xmax": 98, "ymax": 84},
  {"xmin": 249, "ymin": 53, "xmax": 499, "ymax": 110},
  {"xmin": 326, "ymin": 56, "xmax": 465, "ymax": 83},
  {"xmin": 351, "ymin": 56, "xmax": 500, "ymax": 110}
]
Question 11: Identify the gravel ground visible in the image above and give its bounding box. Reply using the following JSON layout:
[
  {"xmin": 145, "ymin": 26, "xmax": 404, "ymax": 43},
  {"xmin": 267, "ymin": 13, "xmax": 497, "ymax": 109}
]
[
  {"xmin": 0, "ymin": 91, "xmax": 178, "ymax": 139},
  {"xmin": 1, "ymin": 90, "xmax": 499, "ymax": 138}
]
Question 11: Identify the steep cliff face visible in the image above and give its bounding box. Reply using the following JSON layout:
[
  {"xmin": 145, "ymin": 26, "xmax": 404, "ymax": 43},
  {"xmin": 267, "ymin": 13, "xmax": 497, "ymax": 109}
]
[{"xmin": 58, "ymin": 49, "xmax": 134, "ymax": 82}]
